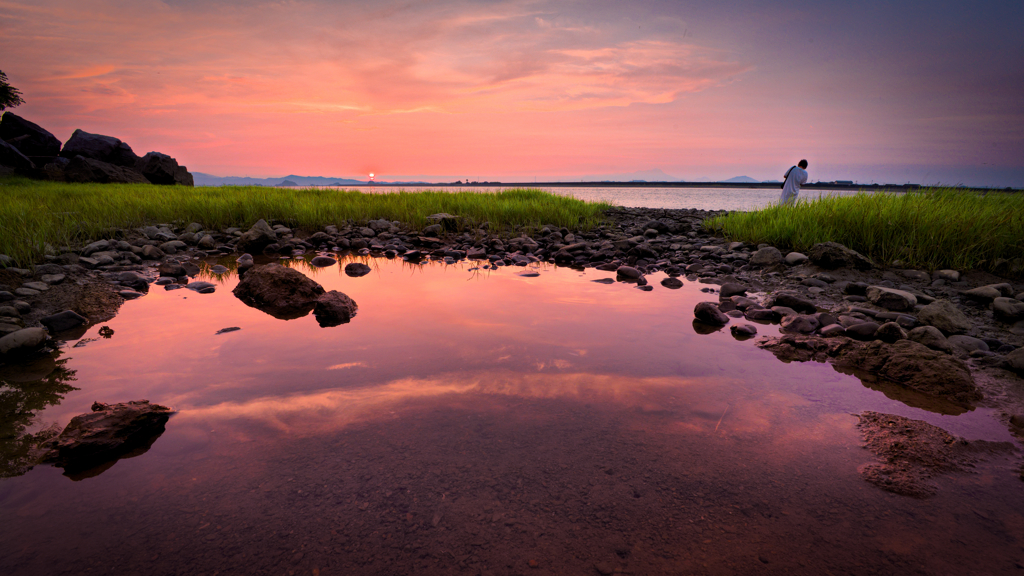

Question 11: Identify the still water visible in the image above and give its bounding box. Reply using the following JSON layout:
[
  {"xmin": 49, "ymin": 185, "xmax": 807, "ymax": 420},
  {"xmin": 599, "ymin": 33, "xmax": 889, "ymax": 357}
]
[
  {"xmin": 316, "ymin": 186, "xmax": 865, "ymax": 212},
  {"xmin": 1, "ymin": 254, "xmax": 1022, "ymax": 575}
]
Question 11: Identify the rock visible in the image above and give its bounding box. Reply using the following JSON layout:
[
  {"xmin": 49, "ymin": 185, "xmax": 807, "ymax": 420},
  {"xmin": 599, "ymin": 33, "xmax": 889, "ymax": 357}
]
[
  {"xmin": 426, "ymin": 213, "xmax": 459, "ymax": 230},
  {"xmin": 730, "ymin": 324, "xmax": 757, "ymax": 338},
  {"xmin": 0, "ymin": 327, "xmax": 48, "ymax": 355},
  {"xmin": 908, "ymin": 326, "xmax": 953, "ymax": 353},
  {"xmin": 21, "ymin": 281, "xmax": 49, "ymax": 292},
  {"xmin": 116, "ymin": 271, "xmax": 148, "ymax": 291},
  {"xmin": 866, "ymin": 286, "xmax": 917, "ymax": 311},
  {"xmin": 232, "ymin": 263, "xmax": 325, "ymax": 318},
  {"xmin": 186, "ymin": 281, "xmax": 216, "ymax": 294},
  {"xmin": 917, "ymin": 300, "xmax": 971, "ymax": 334},
  {"xmin": 834, "ymin": 339, "xmax": 981, "ymax": 407},
  {"xmin": 38, "ymin": 400, "xmax": 174, "ymax": 474},
  {"xmin": 780, "ymin": 314, "xmax": 819, "ymax": 334},
  {"xmin": 770, "ymin": 305, "xmax": 798, "ymax": 318},
  {"xmin": 236, "ymin": 253, "xmax": 255, "ymax": 271},
  {"xmin": 197, "ymin": 234, "xmax": 216, "ymax": 250},
  {"xmin": 1, "ymin": 112, "xmax": 62, "ymax": 157},
  {"xmin": 660, "ymin": 277, "xmax": 683, "ymax": 289},
  {"xmin": 845, "ymin": 322, "xmax": 880, "ymax": 340},
  {"xmin": 933, "ymin": 269, "xmax": 960, "ymax": 282},
  {"xmin": 1005, "ymin": 348, "xmax": 1024, "ymax": 374},
  {"xmin": 236, "ymin": 219, "xmax": 278, "ymax": 254},
  {"xmin": 118, "ymin": 290, "xmax": 144, "ymax": 299},
  {"xmin": 313, "ymin": 290, "xmax": 359, "ymax": 327},
  {"xmin": 808, "ymin": 241, "xmax": 873, "ymax": 270},
  {"xmin": 819, "ymin": 324, "xmax": 846, "ymax": 337},
  {"xmin": 0, "ymin": 138, "xmax": 36, "ymax": 173},
  {"xmin": 615, "ymin": 266, "xmax": 641, "ymax": 280},
  {"xmin": 40, "ymin": 310, "xmax": 88, "ymax": 333},
  {"xmin": 947, "ymin": 335, "xmax": 988, "ymax": 353},
  {"xmin": 719, "ymin": 282, "xmax": 747, "ymax": 297},
  {"xmin": 345, "ymin": 262, "xmax": 372, "ymax": 277},
  {"xmin": 766, "ymin": 292, "xmax": 816, "ymax": 314},
  {"xmin": 59, "ymin": 129, "xmax": 140, "ymax": 167},
  {"xmin": 992, "ymin": 297, "xmax": 1024, "ymax": 322},
  {"xmin": 784, "ymin": 252, "xmax": 808, "ymax": 266},
  {"xmin": 466, "ymin": 247, "xmax": 487, "ymax": 259},
  {"xmin": 694, "ymin": 302, "xmax": 729, "ymax": 326},
  {"xmin": 749, "ymin": 246, "xmax": 783, "ymax": 268},
  {"xmin": 744, "ymin": 308, "xmax": 776, "ymax": 322},
  {"xmin": 875, "ymin": 321, "xmax": 907, "ymax": 343},
  {"xmin": 158, "ymin": 261, "xmax": 187, "ymax": 277},
  {"xmin": 40, "ymin": 273, "xmax": 65, "ymax": 285},
  {"xmin": 65, "ymin": 155, "xmax": 149, "ymax": 184},
  {"xmin": 310, "ymin": 256, "xmax": 338, "ymax": 267},
  {"xmin": 134, "ymin": 151, "xmax": 193, "ymax": 186}
]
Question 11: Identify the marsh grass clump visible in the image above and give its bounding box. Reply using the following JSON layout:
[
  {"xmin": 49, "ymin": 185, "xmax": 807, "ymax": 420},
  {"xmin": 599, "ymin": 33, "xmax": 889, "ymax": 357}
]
[
  {"xmin": 706, "ymin": 188, "xmax": 1024, "ymax": 274},
  {"xmin": 0, "ymin": 178, "xmax": 612, "ymax": 266}
]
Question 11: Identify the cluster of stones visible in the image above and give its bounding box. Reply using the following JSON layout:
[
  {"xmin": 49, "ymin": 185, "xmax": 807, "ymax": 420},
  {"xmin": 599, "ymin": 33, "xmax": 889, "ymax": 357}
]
[{"xmin": 0, "ymin": 111, "xmax": 193, "ymax": 185}]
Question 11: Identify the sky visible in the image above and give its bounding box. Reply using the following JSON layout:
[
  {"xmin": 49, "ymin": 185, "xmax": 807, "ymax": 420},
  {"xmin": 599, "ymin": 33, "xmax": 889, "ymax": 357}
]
[{"xmin": 2, "ymin": 0, "xmax": 1022, "ymax": 186}]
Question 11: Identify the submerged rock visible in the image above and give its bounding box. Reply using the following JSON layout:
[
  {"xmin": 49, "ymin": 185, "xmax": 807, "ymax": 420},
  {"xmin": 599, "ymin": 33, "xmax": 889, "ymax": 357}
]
[
  {"xmin": 856, "ymin": 411, "xmax": 1013, "ymax": 498},
  {"xmin": 313, "ymin": 290, "xmax": 359, "ymax": 327},
  {"xmin": 38, "ymin": 400, "xmax": 175, "ymax": 477},
  {"xmin": 232, "ymin": 263, "xmax": 325, "ymax": 319}
]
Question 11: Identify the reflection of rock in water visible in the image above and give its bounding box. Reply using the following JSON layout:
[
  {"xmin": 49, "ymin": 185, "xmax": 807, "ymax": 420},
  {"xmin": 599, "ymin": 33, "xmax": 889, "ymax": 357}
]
[
  {"xmin": 38, "ymin": 400, "xmax": 175, "ymax": 480},
  {"xmin": 0, "ymin": 351, "xmax": 78, "ymax": 478}
]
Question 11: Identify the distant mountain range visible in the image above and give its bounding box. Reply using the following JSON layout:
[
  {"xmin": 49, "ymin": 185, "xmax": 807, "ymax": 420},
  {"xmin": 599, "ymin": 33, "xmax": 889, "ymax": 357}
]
[
  {"xmin": 719, "ymin": 175, "xmax": 759, "ymax": 184},
  {"xmin": 192, "ymin": 173, "xmax": 430, "ymax": 187}
]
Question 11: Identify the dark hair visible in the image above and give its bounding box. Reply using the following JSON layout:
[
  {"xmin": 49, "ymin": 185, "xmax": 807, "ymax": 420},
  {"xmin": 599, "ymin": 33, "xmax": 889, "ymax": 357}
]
[{"xmin": 798, "ymin": 159, "xmax": 808, "ymax": 168}]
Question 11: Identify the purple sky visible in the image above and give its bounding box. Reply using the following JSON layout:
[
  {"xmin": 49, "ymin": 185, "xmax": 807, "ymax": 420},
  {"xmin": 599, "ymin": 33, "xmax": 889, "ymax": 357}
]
[{"xmin": 2, "ymin": 0, "xmax": 1022, "ymax": 185}]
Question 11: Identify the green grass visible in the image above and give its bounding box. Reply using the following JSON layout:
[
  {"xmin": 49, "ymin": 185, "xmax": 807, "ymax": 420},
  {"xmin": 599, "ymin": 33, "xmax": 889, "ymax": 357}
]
[
  {"xmin": 0, "ymin": 177, "xmax": 612, "ymax": 266},
  {"xmin": 706, "ymin": 188, "xmax": 1024, "ymax": 274}
]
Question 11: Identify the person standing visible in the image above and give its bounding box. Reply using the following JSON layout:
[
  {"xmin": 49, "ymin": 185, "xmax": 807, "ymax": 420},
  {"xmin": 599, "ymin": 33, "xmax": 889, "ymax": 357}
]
[{"xmin": 780, "ymin": 159, "xmax": 809, "ymax": 205}]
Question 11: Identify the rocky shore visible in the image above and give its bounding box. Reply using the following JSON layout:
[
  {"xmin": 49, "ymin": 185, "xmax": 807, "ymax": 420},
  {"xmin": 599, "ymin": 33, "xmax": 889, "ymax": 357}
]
[{"xmin": 2, "ymin": 205, "xmax": 1023, "ymax": 486}]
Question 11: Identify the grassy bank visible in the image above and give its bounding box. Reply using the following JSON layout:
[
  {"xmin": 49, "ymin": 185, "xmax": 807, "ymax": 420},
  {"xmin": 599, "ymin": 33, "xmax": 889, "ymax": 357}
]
[
  {"xmin": 706, "ymin": 188, "xmax": 1024, "ymax": 274},
  {"xmin": 0, "ymin": 177, "xmax": 612, "ymax": 266}
]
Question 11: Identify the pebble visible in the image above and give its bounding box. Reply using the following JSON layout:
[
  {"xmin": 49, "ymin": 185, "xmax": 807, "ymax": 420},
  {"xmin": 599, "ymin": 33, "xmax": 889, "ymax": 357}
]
[{"xmin": 119, "ymin": 290, "xmax": 144, "ymax": 299}]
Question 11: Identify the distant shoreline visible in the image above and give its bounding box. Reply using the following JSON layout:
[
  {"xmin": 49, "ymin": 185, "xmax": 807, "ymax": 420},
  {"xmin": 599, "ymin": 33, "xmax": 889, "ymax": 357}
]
[{"xmin": 297, "ymin": 181, "xmax": 1020, "ymax": 193}]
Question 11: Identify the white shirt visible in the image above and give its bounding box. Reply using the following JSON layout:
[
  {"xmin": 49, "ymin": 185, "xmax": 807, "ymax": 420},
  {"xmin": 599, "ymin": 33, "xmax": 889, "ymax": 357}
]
[{"xmin": 781, "ymin": 166, "xmax": 808, "ymax": 203}]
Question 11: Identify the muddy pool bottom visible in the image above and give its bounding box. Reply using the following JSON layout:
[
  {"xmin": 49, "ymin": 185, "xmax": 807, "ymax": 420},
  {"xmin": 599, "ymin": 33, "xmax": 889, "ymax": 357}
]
[{"xmin": 1, "ymin": 255, "xmax": 1022, "ymax": 575}]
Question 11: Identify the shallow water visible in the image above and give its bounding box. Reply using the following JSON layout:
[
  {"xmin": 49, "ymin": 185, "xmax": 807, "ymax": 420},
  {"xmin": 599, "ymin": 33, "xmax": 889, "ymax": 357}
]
[
  {"xmin": 317, "ymin": 186, "xmax": 868, "ymax": 211},
  {"xmin": 2, "ymin": 255, "xmax": 1023, "ymax": 575}
]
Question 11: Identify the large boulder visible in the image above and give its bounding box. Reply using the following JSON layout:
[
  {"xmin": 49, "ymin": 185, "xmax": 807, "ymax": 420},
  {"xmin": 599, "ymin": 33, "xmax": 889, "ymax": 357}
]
[
  {"xmin": 0, "ymin": 139, "xmax": 34, "ymax": 173},
  {"xmin": 135, "ymin": 151, "xmax": 194, "ymax": 186},
  {"xmin": 313, "ymin": 290, "xmax": 358, "ymax": 327},
  {"xmin": 38, "ymin": 400, "xmax": 174, "ymax": 475},
  {"xmin": 59, "ymin": 129, "xmax": 140, "ymax": 167},
  {"xmin": 235, "ymin": 219, "xmax": 278, "ymax": 254},
  {"xmin": 232, "ymin": 263, "xmax": 325, "ymax": 319},
  {"xmin": 917, "ymin": 300, "xmax": 971, "ymax": 334},
  {"xmin": 808, "ymin": 242, "xmax": 873, "ymax": 270},
  {"xmin": 0, "ymin": 112, "xmax": 61, "ymax": 157},
  {"xmin": 65, "ymin": 155, "xmax": 149, "ymax": 184},
  {"xmin": 866, "ymin": 286, "xmax": 917, "ymax": 311},
  {"xmin": 832, "ymin": 339, "xmax": 981, "ymax": 408}
]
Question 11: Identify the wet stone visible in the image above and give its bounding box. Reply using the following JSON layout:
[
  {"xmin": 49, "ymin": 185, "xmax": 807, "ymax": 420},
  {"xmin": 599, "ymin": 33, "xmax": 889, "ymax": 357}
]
[
  {"xmin": 40, "ymin": 310, "xmax": 88, "ymax": 333},
  {"xmin": 186, "ymin": 281, "xmax": 216, "ymax": 294},
  {"xmin": 345, "ymin": 263, "xmax": 372, "ymax": 277}
]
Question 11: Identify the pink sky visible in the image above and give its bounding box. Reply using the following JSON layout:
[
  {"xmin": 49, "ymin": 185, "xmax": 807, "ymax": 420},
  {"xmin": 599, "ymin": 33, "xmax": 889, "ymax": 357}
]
[{"xmin": 2, "ymin": 0, "xmax": 1022, "ymax": 185}]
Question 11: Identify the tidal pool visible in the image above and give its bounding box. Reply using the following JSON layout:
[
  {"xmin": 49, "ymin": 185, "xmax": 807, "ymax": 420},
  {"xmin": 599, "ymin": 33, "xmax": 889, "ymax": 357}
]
[{"xmin": 1, "ymin": 255, "xmax": 1022, "ymax": 575}]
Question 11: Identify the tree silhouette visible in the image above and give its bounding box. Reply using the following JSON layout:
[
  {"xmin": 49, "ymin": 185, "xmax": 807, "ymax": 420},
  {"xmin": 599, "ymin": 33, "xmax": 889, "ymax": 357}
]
[{"xmin": 0, "ymin": 70, "xmax": 25, "ymax": 111}]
